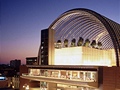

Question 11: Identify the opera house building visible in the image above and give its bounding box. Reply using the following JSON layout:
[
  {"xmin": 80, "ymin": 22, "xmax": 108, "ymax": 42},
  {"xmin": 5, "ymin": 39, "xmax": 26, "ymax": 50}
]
[{"xmin": 20, "ymin": 8, "xmax": 120, "ymax": 90}]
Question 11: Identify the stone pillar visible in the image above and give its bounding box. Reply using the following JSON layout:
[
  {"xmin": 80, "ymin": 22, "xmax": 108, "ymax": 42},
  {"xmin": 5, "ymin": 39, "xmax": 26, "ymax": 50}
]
[
  {"xmin": 83, "ymin": 72, "xmax": 86, "ymax": 81},
  {"xmin": 70, "ymin": 71, "xmax": 72, "ymax": 79},
  {"xmin": 48, "ymin": 28, "xmax": 55, "ymax": 65},
  {"xmin": 77, "ymin": 71, "xmax": 80, "ymax": 78},
  {"xmin": 58, "ymin": 70, "xmax": 61, "ymax": 78}
]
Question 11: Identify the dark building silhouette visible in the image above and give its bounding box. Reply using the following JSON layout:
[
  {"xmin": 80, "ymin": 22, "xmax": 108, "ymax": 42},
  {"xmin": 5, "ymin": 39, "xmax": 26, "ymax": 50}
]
[
  {"xmin": 10, "ymin": 59, "xmax": 21, "ymax": 68},
  {"xmin": 26, "ymin": 57, "xmax": 38, "ymax": 65},
  {"xmin": 0, "ymin": 64, "xmax": 19, "ymax": 89},
  {"xmin": 10, "ymin": 59, "xmax": 21, "ymax": 72},
  {"xmin": 41, "ymin": 29, "xmax": 49, "ymax": 65}
]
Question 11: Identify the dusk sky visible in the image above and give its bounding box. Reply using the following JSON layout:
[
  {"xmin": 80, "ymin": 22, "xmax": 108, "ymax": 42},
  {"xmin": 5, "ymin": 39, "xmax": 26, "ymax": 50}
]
[{"xmin": 0, "ymin": 0, "xmax": 120, "ymax": 64}]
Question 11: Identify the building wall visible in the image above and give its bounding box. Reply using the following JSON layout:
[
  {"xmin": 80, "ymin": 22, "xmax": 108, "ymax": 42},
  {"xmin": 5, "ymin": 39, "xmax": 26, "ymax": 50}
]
[
  {"xmin": 22, "ymin": 67, "xmax": 100, "ymax": 90},
  {"xmin": 0, "ymin": 80, "xmax": 8, "ymax": 88},
  {"xmin": 20, "ymin": 65, "xmax": 40, "ymax": 90},
  {"xmin": 10, "ymin": 59, "xmax": 21, "ymax": 68},
  {"xmin": 116, "ymin": 67, "xmax": 120, "ymax": 89},
  {"xmin": 103, "ymin": 67, "xmax": 120, "ymax": 90},
  {"xmin": 54, "ymin": 47, "xmax": 116, "ymax": 66},
  {"xmin": 12, "ymin": 76, "xmax": 19, "ymax": 89},
  {"xmin": 54, "ymin": 47, "xmax": 82, "ymax": 65},
  {"xmin": 20, "ymin": 65, "xmax": 29, "ymax": 90}
]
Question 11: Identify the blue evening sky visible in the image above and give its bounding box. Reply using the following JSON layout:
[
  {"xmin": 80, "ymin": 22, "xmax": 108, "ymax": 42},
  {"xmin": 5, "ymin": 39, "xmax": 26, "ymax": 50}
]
[{"xmin": 0, "ymin": 0, "xmax": 120, "ymax": 64}]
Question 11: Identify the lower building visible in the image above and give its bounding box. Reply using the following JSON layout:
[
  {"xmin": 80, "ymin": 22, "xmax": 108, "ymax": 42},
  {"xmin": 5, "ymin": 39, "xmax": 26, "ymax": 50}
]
[
  {"xmin": 20, "ymin": 66, "xmax": 120, "ymax": 90},
  {"xmin": 20, "ymin": 65, "xmax": 103, "ymax": 90}
]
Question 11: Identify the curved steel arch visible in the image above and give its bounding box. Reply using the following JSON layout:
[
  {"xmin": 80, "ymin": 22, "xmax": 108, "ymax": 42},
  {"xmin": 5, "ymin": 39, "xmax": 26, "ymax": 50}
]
[{"xmin": 49, "ymin": 8, "xmax": 120, "ymax": 66}]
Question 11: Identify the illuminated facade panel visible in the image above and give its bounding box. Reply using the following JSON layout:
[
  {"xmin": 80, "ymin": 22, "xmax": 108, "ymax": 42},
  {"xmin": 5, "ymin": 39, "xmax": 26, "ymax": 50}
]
[
  {"xmin": 54, "ymin": 47, "xmax": 82, "ymax": 65},
  {"xmin": 54, "ymin": 47, "xmax": 116, "ymax": 66}
]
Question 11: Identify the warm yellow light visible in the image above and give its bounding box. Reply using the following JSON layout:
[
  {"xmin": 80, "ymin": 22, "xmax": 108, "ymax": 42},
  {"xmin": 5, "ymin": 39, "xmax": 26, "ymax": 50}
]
[
  {"xmin": 26, "ymin": 85, "xmax": 29, "ymax": 89},
  {"xmin": 54, "ymin": 47, "xmax": 116, "ymax": 66},
  {"xmin": 23, "ymin": 85, "xmax": 25, "ymax": 88},
  {"xmin": 55, "ymin": 47, "xmax": 82, "ymax": 65}
]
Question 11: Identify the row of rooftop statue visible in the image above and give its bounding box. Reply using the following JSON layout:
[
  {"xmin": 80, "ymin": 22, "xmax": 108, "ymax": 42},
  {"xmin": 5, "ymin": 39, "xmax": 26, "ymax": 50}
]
[{"xmin": 55, "ymin": 37, "xmax": 102, "ymax": 49}]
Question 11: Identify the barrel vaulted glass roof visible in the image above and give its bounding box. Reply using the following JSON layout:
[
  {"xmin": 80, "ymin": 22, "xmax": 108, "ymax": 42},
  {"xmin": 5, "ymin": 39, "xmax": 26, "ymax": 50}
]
[{"xmin": 49, "ymin": 8, "xmax": 120, "ymax": 66}]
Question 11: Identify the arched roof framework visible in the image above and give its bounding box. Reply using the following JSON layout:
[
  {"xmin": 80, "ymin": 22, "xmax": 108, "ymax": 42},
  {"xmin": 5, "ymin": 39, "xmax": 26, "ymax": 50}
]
[{"xmin": 49, "ymin": 8, "xmax": 120, "ymax": 66}]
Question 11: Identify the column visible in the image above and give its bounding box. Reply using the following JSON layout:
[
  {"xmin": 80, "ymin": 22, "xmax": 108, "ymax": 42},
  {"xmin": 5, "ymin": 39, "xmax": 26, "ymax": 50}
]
[
  {"xmin": 77, "ymin": 71, "xmax": 80, "ymax": 78},
  {"xmin": 58, "ymin": 70, "xmax": 61, "ymax": 78},
  {"xmin": 48, "ymin": 29, "xmax": 55, "ymax": 65},
  {"xmin": 70, "ymin": 71, "xmax": 72, "ymax": 79},
  {"xmin": 83, "ymin": 72, "xmax": 86, "ymax": 81}
]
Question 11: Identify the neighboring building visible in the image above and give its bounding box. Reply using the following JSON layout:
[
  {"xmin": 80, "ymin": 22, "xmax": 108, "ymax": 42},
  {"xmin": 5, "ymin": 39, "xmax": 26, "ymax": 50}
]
[
  {"xmin": 26, "ymin": 57, "xmax": 38, "ymax": 65},
  {"xmin": 11, "ymin": 75, "xmax": 20, "ymax": 89},
  {"xmin": 0, "ymin": 74, "xmax": 8, "ymax": 88},
  {"xmin": 10, "ymin": 59, "xmax": 21, "ymax": 69},
  {"xmin": 0, "ymin": 73, "xmax": 15, "ymax": 89},
  {"xmin": 0, "ymin": 64, "xmax": 16, "ymax": 88},
  {"xmin": 0, "ymin": 64, "xmax": 16, "ymax": 77},
  {"xmin": 9, "ymin": 60, "xmax": 21, "ymax": 89},
  {"xmin": 20, "ymin": 8, "xmax": 120, "ymax": 90},
  {"xmin": 0, "ymin": 74, "xmax": 6, "ymax": 80}
]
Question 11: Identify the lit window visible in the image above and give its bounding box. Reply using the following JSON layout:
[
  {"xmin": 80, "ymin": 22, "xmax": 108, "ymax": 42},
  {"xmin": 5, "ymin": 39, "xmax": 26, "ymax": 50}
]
[{"xmin": 41, "ymin": 46, "xmax": 43, "ymax": 49}]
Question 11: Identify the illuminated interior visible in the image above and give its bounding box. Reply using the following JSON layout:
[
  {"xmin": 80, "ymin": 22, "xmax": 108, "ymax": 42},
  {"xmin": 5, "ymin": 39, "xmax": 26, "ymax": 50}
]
[
  {"xmin": 54, "ymin": 47, "xmax": 116, "ymax": 66},
  {"xmin": 28, "ymin": 68, "xmax": 97, "ymax": 83},
  {"xmin": 0, "ymin": 76, "xmax": 6, "ymax": 80},
  {"xmin": 22, "ymin": 68, "xmax": 98, "ymax": 90}
]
